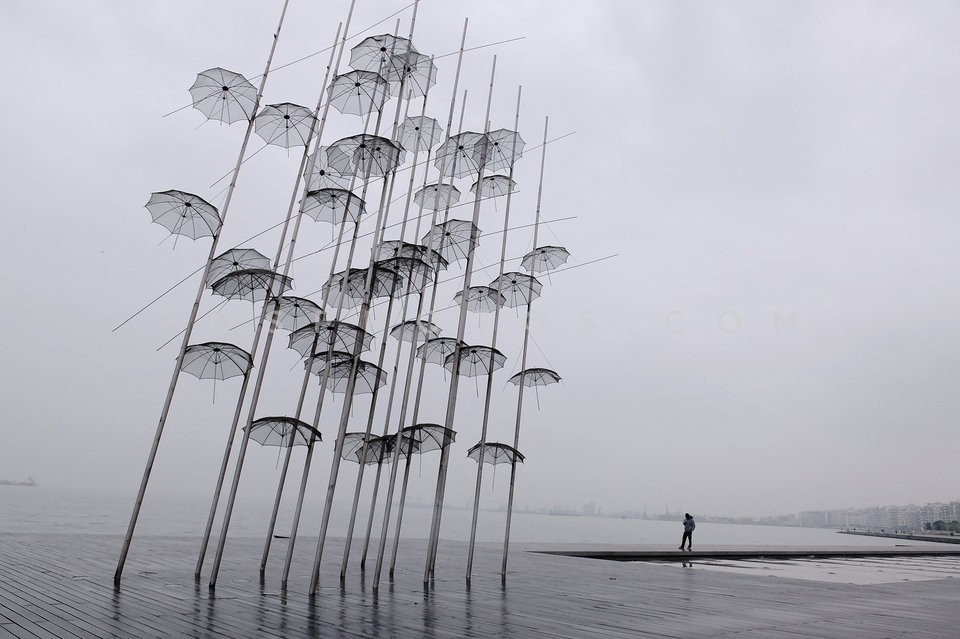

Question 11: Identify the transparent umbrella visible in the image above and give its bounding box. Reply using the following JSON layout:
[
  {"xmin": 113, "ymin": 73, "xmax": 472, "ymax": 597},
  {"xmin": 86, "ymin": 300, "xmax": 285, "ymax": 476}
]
[
  {"xmin": 324, "ymin": 359, "xmax": 388, "ymax": 394},
  {"xmin": 443, "ymin": 345, "xmax": 506, "ymax": 378},
  {"xmin": 210, "ymin": 269, "xmax": 293, "ymax": 303},
  {"xmin": 189, "ymin": 67, "xmax": 258, "ymax": 124},
  {"xmin": 144, "ymin": 190, "xmax": 221, "ymax": 240},
  {"xmin": 434, "ymin": 131, "xmax": 488, "ymax": 179},
  {"xmin": 483, "ymin": 128, "xmax": 525, "ymax": 173},
  {"xmin": 246, "ymin": 416, "xmax": 320, "ymax": 447},
  {"xmin": 520, "ymin": 246, "xmax": 570, "ymax": 275},
  {"xmin": 206, "ymin": 248, "xmax": 270, "ymax": 286},
  {"xmin": 454, "ymin": 286, "xmax": 505, "ymax": 313},
  {"xmin": 414, "ymin": 183, "xmax": 460, "ymax": 210},
  {"xmin": 327, "ymin": 70, "xmax": 391, "ymax": 116},
  {"xmin": 421, "ymin": 219, "xmax": 480, "ymax": 263},
  {"xmin": 389, "ymin": 319, "xmax": 442, "ymax": 344},
  {"xmin": 288, "ymin": 321, "xmax": 374, "ymax": 358},
  {"xmin": 304, "ymin": 147, "xmax": 350, "ymax": 190},
  {"xmin": 181, "ymin": 341, "xmax": 252, "ymax": 402},
  {"xmin": 470, "ymin": 175, "xmax": 518, "ymax": 200},
  {"xmin": 254, "ymin": 102, "xmax": 317, "ymax": 148},
  {"xmin": 397, "ymin": 115, "xmax": 443, "ymax": 152},
  {"xmin": 326, "ymin": 134, "xmax": 405, "ymax": 178},
  {"xmin": 275, "ymin": 296, "xmax": 324, "ymax": 332},
  {"xmin": 489, "ymin": 272, "xmax": 542, "ymax": 308},
  {"xmin": 303, "ymin": 188, "xmax": 366, "ymax": 225}
]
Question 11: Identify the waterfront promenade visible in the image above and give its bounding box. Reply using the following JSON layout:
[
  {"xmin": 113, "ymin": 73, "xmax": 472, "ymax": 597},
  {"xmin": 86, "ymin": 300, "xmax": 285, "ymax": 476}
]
[{"xmin": 2, "ymin": 532, "xmax": 959, "ymax": 638}]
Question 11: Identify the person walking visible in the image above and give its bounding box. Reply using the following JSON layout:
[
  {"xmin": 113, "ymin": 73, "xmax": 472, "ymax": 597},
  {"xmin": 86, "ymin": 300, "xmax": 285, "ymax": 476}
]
[{"xmin": 679, "ymin": 513, "xmax": 695, "ymax": 551}]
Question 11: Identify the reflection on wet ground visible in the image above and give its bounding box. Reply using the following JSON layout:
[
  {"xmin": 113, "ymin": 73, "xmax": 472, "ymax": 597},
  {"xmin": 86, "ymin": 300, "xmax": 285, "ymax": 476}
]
[{"xmin": 659, "ymin": 556, "xmax": 960, "ymax": 585}]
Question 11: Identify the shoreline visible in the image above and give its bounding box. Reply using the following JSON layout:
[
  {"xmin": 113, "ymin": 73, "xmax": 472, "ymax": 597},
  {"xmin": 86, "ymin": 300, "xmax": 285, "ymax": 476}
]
[{"xmin": 838, "ymin": 529, "xmax": 960, "ymax": 544}]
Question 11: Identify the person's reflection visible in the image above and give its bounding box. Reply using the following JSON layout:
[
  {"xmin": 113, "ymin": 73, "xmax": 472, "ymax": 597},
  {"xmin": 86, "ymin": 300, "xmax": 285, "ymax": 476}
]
[{"xmin": 682, "ymin": 560, "xmax": 694, "ymax": 568}]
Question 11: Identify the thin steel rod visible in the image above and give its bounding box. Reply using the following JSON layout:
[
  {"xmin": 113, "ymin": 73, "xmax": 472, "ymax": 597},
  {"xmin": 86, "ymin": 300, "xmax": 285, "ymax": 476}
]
[
  {"xmin": 255, "ymin": 20, "xmax": 351, "ymax": 579},
  {"xmin": 360, "ymin": 97, "xmax": 435, "ymax": 573},
  {"xmin": 466, "ymin": 85, "xmax": 522, "ymax": 582},
  {"xmin": 502, "ymin": 115, "xmax": 550, "ymax": 578},
  {"xmin": 423, "ymin": 55, "xmax": 497, "ymax": 584},
  {"xmin": 319, "ymin": 13, "xmax": 422, "ymax": 586},
  {"xmin": 207, "ymin": 5, "xmax": 361, "ymax": 589},
  {"xmin": 385, "ymin": 86, "xmax": 470, "ymax": 581},
  {"xmin": 306, "ymin": 62, "xmax": 399, "ymax": 596},
  {"xmin": 195, "ymin": 22, "xmax": 344, "ymax": 583},
  {"xmin": 114, "ymin": 0, "xmax": 289, "ymax": 586}
]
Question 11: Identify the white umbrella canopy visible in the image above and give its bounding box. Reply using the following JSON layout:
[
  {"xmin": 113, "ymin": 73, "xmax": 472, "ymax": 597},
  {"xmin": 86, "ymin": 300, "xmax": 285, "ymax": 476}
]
[{"xmin": 188, "ymin": 67, "xmax": 258, "ymax": 124}]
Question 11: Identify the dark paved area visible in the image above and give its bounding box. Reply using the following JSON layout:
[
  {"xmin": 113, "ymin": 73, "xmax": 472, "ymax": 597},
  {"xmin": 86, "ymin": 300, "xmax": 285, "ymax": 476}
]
[{"xmin": 1, "ymin": 533, "xmax": 959, "ymax": 637}]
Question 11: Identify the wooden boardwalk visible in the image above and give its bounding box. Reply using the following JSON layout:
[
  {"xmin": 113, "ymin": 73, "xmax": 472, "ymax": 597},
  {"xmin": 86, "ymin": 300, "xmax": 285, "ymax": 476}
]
[{"xmin": 1, "ymin": 532, "xmax": 959, "ymax": 638}]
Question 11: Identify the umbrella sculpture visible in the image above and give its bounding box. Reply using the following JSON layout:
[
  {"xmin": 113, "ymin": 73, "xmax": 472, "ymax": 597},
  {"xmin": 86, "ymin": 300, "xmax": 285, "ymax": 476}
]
[
  {"xmin": 246, "ymin": 416, "xmax": 321, "ymax": 448},
  {"xmin": 303, "ymin": 188, "xmax": 366, "ymax": 225},
  {"xmin": 323, "ymin": 359, "xmax": 388, "ymax": 395},
  {"xmin": 421, "ymin": 219, "xmax": 481, "ymax": 264},
  {"xmin": 467, "ymin": 442, "xmax": 525, "ymax": 466},
  {"xmin": 401, "ymin": 424, "xmax": 456, "ymax": 454},
  {"xmin": 443, "ymin": 345, "xmax": 507, "ymax": 378},
  {"xmin": 397, "ymin": 115, "xmax": 443, "ymax": 152},
  {"xmin": 389, "ymin": 319, "xmax": 442, "ymax": 344},
  {"xmin": 470, "ymin": 175, "xmax": 518, "ymax": 200},
  {"xmin": 144, "ymin": 190, "xmax": 222, "ymax": 240},
  {"xmin": 206, "ymin": 248, "xmax": 270, "ymax": 286},
  {"xmin": 189, "ymin": 67, "xmax": 258, "ymax": 125},
  {"xmin": 327, "ymin": 70, "xmax": 392, "ymax": 116},
  {"xmin": 118, "ymin": 7, "xmax": 284, "ymax": 584},
  {"xmin": 506, "ymin": 367, "xmax": 561, "ymax": 388},
  {"xmin": 210, "ymin": 268, "xmax": 294, "ymax": 303},
  {"xmin": 181, "ymin": 342, "xmax": 253, "ymax": 381},
  {"xmin": 507, "ymin": 367, "xmax": 562, "ymax": 410},
  {"xmin": 287, "ymin": 321, "xmax": 374, "ymax": 359},
  {"xmin": 414, "ymin": 182, "xmax": 460, "ymax": 210},
  {"xmin": 393, "ymin": 51, "xmax": 438, "ymax": 98},
  {"xmin": 349, "ymin": 34, "xmax": 418, "ymax": 82},
  {"xmin": 254, "ymin": 102, "xmax": 317, "ymax": 148},
  {"xmin": 417, "ymin": 337, "xmax": 466, "ymax": 365},
  {"xmin": 379, "ymin": 423, "xmax": 457, "ymax": 581},
  {"xmin": 122, "ymin": 7, "xmax": 580, "ymax": 595},
  {"xmin": 304, "ymin": 147, "xmax": 350, "ymax": 191},
  {"xmin": 521, "ymin": 245, "xmax": 571, "ymax": 274},
  {"xmin": 434, "ymin": 131, "xmax": 489, "ymax": 179},
  {"xmin": 182, "ymin": 341, "xmax": 253, "ymax": 401},
  {"xmin": 375, "ymin": 240, "xmax": 449, "ymax": 271},
  {"xmin": 326, "ymin": 134, "xmax": 405, "ymax": 178},
  {"xmin": 483, "ymin": 128, "xmax": 525, "ymax": 173},
  {"xmin": 303, "ymin": 351, "xmax": 355, "ymax": 376},
  {"xmin": 500, "ymin": 117, "xmax": 557, "ymax": 579},
  {"xmin": 321, "ymin": 265, "xmax": 400, "ymax": 311},
  {"xmin": 490, "ymin": 272, "xmax": 543, "ymax": 308},
  {"xmin": 274, "ymin": 296, "xmax": 324, "ymax": 332},
  {"xmin": 453, "ymin": 286, "xmax": 506, "ymax": 313},
  {"xmin": 377, "ymin": 256, "xmax": 433, "ymax": 294}
]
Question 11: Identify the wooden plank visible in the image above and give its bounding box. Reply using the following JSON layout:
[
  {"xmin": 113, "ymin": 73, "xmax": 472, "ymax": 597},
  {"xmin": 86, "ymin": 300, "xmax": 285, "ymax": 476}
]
[{"xmin": 1, "ymin": 532, "xmax": 959, "ymax": 638}]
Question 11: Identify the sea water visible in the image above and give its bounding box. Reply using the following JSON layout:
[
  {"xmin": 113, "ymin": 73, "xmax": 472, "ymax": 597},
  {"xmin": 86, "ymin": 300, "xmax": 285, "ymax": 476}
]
[{"xmin": 0, "ymin": 484, "xmax": 915, "ymax": 548}]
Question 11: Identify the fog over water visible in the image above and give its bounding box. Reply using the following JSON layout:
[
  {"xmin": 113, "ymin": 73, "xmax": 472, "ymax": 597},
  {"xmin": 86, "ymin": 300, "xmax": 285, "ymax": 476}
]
[{"xmin": 2, "ymin": 0, "xmax": 958, "ymax": 535}]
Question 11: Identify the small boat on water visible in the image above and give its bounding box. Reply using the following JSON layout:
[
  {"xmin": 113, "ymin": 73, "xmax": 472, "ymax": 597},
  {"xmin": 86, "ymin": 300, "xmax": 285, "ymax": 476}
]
[{"xmin": 0, "ymin": 476, "xmax": 36, "ymax": 487}]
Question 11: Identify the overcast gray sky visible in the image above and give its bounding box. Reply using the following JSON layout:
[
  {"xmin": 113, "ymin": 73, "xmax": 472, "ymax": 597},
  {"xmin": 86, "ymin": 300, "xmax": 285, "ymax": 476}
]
[{"xmin": 2, "ymin": 0, "xmax": 958, "ymax": 522}]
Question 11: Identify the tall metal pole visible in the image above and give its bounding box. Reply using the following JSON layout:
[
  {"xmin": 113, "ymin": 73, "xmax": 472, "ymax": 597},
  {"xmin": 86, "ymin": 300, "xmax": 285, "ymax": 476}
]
[
  {"xmin": 207, "ymin": 3, "xmax": 366, "ymax": 590},
  {"xmin": 423, "ymin": 56, "xmax": 497, "ymax": 584},
  {"xmin": 384, "ymin": 87, "xmax": 469, "ymax": 582},
  {"xmin": 196, "ymin": 20, "xmax": 344, "ymax": 583},
  {"xmin": 502, "ymin": 115, "xmax": 550, "ymax": 578},
  {"xmin": 306, "ymin": 59, "xmax": 403, "ymax": 595},
  {"xmin": 358, "ymin": 90, "xmax": 435, "ymax": 572},
  {"xmin": 115, "ymin": 0, "xmax": 290, "ymax": 586},
  {"xmin": 254, "ymin": 18, "xmax": 354, "ymax": 579},
  {"xmin": 465, "ymin": 85, "xmax": 522, "ymax": 582}
]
